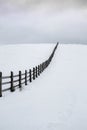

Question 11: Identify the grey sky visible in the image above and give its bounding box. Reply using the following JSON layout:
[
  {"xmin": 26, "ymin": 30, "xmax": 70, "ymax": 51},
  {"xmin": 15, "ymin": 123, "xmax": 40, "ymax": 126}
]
[
  {"xmin": 0, "ymin": 0, "xmax": 87, "ymax": 44},
  {"xmin": 0, "ymin": 0, "xmax": 87, "ymax": 11}
]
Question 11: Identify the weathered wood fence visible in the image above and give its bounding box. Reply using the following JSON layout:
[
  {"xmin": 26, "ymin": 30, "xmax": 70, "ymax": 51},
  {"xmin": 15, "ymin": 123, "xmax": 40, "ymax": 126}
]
[{"xmin": 0, "ymin": 43, "xmax": 59, "ymax": 97}]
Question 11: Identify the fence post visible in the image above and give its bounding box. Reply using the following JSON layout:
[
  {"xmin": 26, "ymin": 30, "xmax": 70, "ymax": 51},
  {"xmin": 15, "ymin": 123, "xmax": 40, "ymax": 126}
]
[
  {"xmin": 36, "ymin": 66, "xmax": 38, "ymax": 78},
  {"xmin": 41, "ymin": 63, "xmax": 43, "ymax": 72},
  {"xmin": 40, "ymin": 64, "xmax": 42, "ymax": 73},
  {"xmin": 19, "ymin": 71, "xmax": 22, "ymax": 89},
  {"xmin": 33, "ymin": 67, "xmax": 35, "ymax": 80},
  {"xmin": 44, "ymin": 62, "xmax": 46, "ymax": 70},
  {"xmin": 42, "ymin": 63, "xmax": 44, "ymax": 72},
  {"xmin": 36, "ymin": 66, "xmax": 38, "ymax": 77},
  {"xmin": 38, "ymin": 65, "xmax": 40, "ymax": 76},
  {"xmin": 25, "ymin": 70, "xmax": 27, "ymax": 85},
  {"xmin": 42, "ymin": 63, "xmax": 44, "ymax": 71},
  {"xmin": 29, "ymin": 69, "xmax": 32, "ymax": 82},
  {"xmin": 0, "ymin": 72, "xmax": 2, "ymax": 97},
  {"xmin": 10, "ymin": 71, "xmax": 15, "ymax": 92}
]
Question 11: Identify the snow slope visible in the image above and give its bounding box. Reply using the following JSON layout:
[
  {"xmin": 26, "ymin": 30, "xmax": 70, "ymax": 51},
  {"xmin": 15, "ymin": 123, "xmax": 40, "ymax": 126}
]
[{"xmin": 0, "ymin": 43, "xmax": 87, "ymax": 130}]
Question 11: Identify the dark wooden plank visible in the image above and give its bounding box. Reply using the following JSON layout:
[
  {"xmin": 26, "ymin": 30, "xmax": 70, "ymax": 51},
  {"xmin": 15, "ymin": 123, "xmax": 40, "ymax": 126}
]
[
  {"xmin": 29, "ymin": 69, "xmax": 32, "ymax": 82},
  {"xmin": 0, "ymin": 72, "xmax": 2, "ymax": 97},
  {"xmin": 19, "ymin": 71, "xmax": 22, "ymax": 88},
  {"xmin": 10, "ymin": 71, "xmax": 15, "ymax": 92},
  {"xmin": 25, "ymin": 70, "xmax": 27, "ymax": 85},
  {"xmin": 33, "ymin": 67, "xmax": 35, "ymax": 80}
]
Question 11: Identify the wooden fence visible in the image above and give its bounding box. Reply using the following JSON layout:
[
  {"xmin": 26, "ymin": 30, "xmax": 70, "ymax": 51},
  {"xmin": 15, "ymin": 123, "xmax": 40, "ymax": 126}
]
[{"xmin": 0, "ymin": 43, "xmax": 59, "ymax": 97}]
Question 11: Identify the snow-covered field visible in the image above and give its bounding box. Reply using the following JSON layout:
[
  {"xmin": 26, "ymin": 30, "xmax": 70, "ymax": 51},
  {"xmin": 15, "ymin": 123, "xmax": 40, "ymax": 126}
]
[{"xmin": 0, "ymin": 43, "xmax": 87, "ymax": 130}]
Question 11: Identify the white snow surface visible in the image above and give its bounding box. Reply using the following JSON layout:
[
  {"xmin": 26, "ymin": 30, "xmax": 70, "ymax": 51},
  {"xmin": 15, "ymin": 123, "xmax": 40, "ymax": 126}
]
[{"xmin": 0, "ymin": 43, "xmax": 87, "ymax": 130}]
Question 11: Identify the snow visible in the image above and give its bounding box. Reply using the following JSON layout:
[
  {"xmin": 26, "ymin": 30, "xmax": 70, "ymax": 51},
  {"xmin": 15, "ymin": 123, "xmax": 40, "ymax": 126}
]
[
  {"xmin": 0, "ymin": 44, "xmax": 55, "ymax": 75},
  {"xmin": 0, "ymin": 43, "xmax": 87, "ymax": 130}
]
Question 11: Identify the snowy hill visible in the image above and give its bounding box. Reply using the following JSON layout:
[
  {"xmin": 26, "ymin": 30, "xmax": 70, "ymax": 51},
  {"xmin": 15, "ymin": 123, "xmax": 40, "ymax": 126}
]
[{"xmin": 0, "ymin": 43, "xmax": 87, "ymax": 130}]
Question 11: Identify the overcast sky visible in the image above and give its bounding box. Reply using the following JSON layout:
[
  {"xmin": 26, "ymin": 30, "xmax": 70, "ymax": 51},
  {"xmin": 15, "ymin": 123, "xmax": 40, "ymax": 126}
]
[
  {"xmin": 0, "ymin": 0, "xmax": 87, "ymax": 7},
  {"xmin": 0, "ymin": 0, "xmax": 87, "ymax": 44},
  {"xmin": 0, "ymin": 0, "xmax": 87, "ymax": 12}
]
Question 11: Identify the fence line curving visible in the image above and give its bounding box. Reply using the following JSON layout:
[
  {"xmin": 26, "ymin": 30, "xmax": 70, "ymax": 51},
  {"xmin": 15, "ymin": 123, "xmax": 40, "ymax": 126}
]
[{"xmin": 0, "ymin": 42, "xmax": 59, "ymax": 97}]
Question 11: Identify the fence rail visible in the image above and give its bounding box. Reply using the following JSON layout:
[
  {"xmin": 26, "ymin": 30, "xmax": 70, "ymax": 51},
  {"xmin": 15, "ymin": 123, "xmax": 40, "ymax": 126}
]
[{"xmin": 0, "ymin": 42, "xmax": 59, "ymax": 97}]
